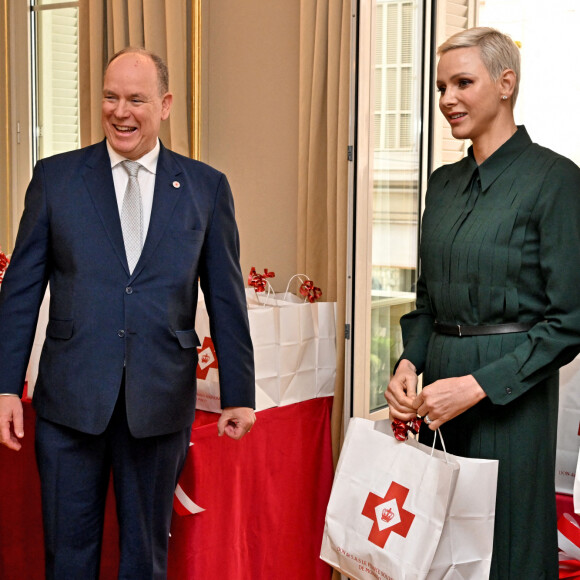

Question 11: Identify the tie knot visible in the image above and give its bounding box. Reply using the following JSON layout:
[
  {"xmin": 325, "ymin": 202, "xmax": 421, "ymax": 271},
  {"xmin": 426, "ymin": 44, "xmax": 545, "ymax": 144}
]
[{"xmin": 121, "ymin": 160, "xmax": 141, "ymax": 178}]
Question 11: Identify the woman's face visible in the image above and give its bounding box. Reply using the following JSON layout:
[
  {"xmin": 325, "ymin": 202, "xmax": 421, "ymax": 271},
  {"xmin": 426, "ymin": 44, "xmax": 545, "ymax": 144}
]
[{"xmin": 436, "ymin": 46, "xmax": 504, "ymax": 143}]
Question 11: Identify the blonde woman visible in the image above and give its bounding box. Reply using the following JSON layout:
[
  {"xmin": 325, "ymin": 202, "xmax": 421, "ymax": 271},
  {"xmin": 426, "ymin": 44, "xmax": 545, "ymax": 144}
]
[{"xmin": 386, "ymin": 27, "xmax": 580, "ymax": 577}]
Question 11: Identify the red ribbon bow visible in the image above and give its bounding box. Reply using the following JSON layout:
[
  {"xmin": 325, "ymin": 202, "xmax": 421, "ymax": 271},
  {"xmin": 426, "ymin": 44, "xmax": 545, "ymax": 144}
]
[
  {"xmin": 559, "ymin": 556, "xmax": 580, "ymax": 580},
  {"xmin": 558, "ymin": 513, "xmax": 580, "ymax": 579},
  {"xmin": 0, "ymin": 249, "xmax": 9, "ymax": 284},
  {"xmin": 391, "ymin": 418, "xmax": 423, "ymax": 441},
  {"xmin": 248, "ymin": 267, "xmax": 275, "ymax": 292},
  {"xmin": 299, "ymin": 280, "xmax": 322, "ymax": 303}
]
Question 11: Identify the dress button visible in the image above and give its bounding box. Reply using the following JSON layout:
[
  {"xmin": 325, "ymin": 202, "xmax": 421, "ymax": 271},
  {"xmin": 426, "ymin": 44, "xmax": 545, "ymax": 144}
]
[
  {"xmin": 505, "ymin": 387, "xmax": 512, "ymax": 395},
  {"xmin": 118, "ymin": 330, "xmax": 125, "ymax": 338},
  {"xmin": 125, "ymin": 286, "xmax": 133, "ymax": 294}
]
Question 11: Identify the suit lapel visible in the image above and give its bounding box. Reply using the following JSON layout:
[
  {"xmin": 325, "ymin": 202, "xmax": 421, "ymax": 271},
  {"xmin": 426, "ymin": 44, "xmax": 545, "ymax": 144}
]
[
  {"xmin": 131, "ymin": 144, "xmax": 184, "ymax": 278},
  {"xmin": 82, "ymin": 141, "xmax": 130, "ymax": 273},
  {"xmin": 81, "ymin": 141, "xmax": 184, "ymax": 279}
]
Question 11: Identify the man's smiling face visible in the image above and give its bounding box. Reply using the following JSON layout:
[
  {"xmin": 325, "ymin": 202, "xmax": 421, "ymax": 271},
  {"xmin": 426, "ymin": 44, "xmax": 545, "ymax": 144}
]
[{"xmin": 101, "ymin": 52, "xmax": 172, "ymax": 160}]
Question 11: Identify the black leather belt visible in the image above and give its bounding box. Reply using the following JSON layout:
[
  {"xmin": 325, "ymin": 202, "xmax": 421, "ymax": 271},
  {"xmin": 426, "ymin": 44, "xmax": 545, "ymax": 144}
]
[{"xmin": 433, "ymin": 321, "xmax": 538, "ymax": 337}]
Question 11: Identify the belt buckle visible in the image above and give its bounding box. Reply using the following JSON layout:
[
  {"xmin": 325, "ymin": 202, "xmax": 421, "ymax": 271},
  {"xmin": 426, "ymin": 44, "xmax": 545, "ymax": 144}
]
[{"xmin": 456, "ymin": 324, "xmax": 462, "ymax": 337}]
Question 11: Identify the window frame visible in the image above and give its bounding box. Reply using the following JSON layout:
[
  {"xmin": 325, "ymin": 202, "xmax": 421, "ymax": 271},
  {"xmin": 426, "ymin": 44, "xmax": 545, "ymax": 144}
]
[
  {"xmin": 350, "ymin": 0, "xmax": 432, "ymax": 420},
  {"xmin": 7, "ymin": 1, "xmax": 33, "ymax": 249}
]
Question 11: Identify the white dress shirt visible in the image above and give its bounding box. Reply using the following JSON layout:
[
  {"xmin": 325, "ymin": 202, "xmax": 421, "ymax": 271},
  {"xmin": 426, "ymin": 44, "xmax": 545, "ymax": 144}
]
[{"xmin": 106, "ymin": 139, "xmax": 160, "ymax": 241}]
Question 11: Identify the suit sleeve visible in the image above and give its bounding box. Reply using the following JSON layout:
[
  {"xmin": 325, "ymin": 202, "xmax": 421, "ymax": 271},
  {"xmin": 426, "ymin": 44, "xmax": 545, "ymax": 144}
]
[
  {"xmin": 0, "ymin": 162, "xmax": 50, "ymax": 396},
  {"xmin": 198, "ymin": 174, "xmax": 255, "ymax": 409}
]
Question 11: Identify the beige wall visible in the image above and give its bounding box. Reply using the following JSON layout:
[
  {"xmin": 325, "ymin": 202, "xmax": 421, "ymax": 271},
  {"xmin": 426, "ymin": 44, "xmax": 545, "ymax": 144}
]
[{"xmin": 201, "ymin": 0, "xmax": 299, "ymax": 292}]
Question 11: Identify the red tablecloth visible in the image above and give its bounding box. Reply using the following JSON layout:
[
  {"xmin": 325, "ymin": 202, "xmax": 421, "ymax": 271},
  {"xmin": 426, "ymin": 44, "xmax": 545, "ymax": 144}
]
[{"xmin": 0, "ymin": 397, "xmax": 334, "ymax": 579}]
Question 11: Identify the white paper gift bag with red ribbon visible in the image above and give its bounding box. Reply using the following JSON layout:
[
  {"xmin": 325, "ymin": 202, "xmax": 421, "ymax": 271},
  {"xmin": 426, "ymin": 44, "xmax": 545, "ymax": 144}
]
[
  {"xmin": 247, "ymin": 291, "xmax": 320, "ymax": 408},
  {"xmin": 320, "ymin": 417, "xmax": 459, "ymax": 580},
  {"xmin": 247, "ymin": 273, "xmax": 336, "ymax": 405},
  {"xmin": 320, "ymin": 417, "xmax": 498, "ymax": 580},
  {"xmin": 194, "ymin": 277, "xmax": 336, "ymax": 412}
]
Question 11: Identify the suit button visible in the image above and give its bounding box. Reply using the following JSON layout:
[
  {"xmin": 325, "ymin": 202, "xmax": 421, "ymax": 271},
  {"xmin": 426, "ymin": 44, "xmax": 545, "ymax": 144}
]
[
  {"xmin": 118, "ymin": 330, "xmax": 125, "ymax": 338},
  {"xmin": 125, "ymin": 286, "xmax": 133, "ymax": 294},
  {"xmin": 505, "ymin": 387, "xmax": 512, "ymax": 395}
]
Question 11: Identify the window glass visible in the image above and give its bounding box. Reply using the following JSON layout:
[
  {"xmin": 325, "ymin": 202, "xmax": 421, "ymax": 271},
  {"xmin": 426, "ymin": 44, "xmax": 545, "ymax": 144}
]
[
  {"xmin": 35, "ymin": 0, "xmax": 72, "ymax": 5},
  {"xmin": 369, "ymin": 0, "xmax": 423, "ymax": 413}
]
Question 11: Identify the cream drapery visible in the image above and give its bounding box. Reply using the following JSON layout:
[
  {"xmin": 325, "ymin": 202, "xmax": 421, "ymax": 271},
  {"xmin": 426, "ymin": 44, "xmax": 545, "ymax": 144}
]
[
  {"xmin": 298, "ymin": 0, "xmax": 351, "ymax": 467},
  {"xmin": 79, "ymin": 0, "xmax": 197, "ymax": 158}
]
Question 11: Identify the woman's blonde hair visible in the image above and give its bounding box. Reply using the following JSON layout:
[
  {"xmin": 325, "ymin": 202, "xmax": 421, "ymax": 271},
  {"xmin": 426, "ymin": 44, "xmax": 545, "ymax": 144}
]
[{"xmin": 438, "ymin": 27, "xmax": 521, "ymax": 107}]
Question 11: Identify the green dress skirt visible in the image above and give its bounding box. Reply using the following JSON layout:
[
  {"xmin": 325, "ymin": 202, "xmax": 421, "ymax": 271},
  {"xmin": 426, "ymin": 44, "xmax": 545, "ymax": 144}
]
[{"xmin": 399, "ymin": 126, "xmax": 580, "ymax": 578}]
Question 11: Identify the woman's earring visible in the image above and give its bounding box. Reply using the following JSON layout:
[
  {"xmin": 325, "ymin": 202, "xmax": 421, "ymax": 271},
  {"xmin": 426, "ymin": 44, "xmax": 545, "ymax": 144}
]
[{"xmin": 501, "ymin": 95, "xmax": 508, "ymax": 100}]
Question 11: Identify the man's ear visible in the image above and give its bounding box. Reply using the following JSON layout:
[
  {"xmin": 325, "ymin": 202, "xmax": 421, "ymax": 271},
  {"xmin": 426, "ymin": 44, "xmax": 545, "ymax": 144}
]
[{"xmin": 161, "ymin": 93, "xmax": 173, "ymax": 120}]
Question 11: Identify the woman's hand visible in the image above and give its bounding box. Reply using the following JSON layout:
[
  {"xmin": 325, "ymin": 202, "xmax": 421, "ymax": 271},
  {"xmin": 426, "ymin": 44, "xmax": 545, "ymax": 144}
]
[
  {"xmin": 412, "ymin": 375, "xmax": 487, "ymax": 430},
  {"xmin": 384, "ymin": 359, "xmax": 419, "ymax": 422}
]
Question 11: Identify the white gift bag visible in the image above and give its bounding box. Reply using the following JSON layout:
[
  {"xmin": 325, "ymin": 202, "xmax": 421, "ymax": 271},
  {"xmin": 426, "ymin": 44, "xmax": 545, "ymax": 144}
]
[
  {"xmin": 249, "ymin": 275, "xmax": 337, "ymax": 404},
  {"xmin": 312, "ymin": 300, "xmax": 337, "ymax": 398},
  {"xmin": 193, "ymin": 291, "xmax": 222, "ymax": 412},
  {"xmin": 248, "ymin": 293, "xmax": 318, "ymax": 407},
  {"xmin": 24, "ymin": 287, "xmax": 50, "ymax": 400},
  {"xmin": 320, "ymin": 418, "xmax": 459, "ymax": 580},
  {"xmin": 574, "ymin": 449, "xmax": 580, "ymax": 514},
  {"xmin": 556, "ymin": 355, "xmax": 580, "ymax": 494},
  {"xmin": 419, "ymin": 440, "xmax": 498, "ymax": 579},
  {"xmin": 195, "ymin": 281, "xmax": 337, "ymax": 412}
]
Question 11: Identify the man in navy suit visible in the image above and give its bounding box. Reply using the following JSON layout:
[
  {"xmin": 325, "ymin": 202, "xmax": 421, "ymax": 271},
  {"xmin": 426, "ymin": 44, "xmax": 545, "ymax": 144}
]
[{"xmin": 0, "ymin": 47, "xmax": 255, "ymax": 579}]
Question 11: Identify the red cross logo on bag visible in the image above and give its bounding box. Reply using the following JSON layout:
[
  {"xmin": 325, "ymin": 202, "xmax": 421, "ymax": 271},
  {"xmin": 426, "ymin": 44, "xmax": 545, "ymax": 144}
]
[
  {"xmin": 196, "ymin": 337, "xmax": 218, "ymax": 380},
  {"xmin": 362, "ymin": 481, "xmax": 415, "ymax": 548}
]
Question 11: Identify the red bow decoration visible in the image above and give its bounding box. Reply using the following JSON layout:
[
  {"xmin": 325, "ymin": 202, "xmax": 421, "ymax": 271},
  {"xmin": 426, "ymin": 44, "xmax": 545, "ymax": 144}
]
[
  {"xmin": 299, "ymin": 280, "xmax": 322, "ymax": 303},
  {"xmin": 248, "ymin": 267, "xmax": 275, "ymax": 292},
  {"xmin": 391, "ymin": 418, "xmax": 422, "ymax": 441},
  {"xmin": 559, "ymin": 556, "xmax": 580, "ymax": 580},
  {"xmin": 0, "ymin": 249, "xmax": 9, "ymax": 285},
  {"xmin": 558, "ymin": 513, "xmax": 580, "ymax": 579}
]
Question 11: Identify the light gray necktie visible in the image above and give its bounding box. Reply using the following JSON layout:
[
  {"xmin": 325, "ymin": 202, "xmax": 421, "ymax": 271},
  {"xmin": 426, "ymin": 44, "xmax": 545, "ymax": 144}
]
[{"xmin": 120, "ymin": 160, "xmax": 143, "ymax": 273}]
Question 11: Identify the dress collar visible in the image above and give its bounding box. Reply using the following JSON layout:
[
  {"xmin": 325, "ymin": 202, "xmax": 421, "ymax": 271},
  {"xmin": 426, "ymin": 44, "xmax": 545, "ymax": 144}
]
[{"xmin": 468, "ymin": 126, "xmax": 532, "ymax": 192}]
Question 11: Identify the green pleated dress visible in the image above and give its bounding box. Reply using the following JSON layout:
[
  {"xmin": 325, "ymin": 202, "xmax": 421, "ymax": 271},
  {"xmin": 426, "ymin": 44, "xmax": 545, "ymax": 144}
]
[{"xmin": 399, "ymin": 126, "xmax": 580, "ymax": 578}]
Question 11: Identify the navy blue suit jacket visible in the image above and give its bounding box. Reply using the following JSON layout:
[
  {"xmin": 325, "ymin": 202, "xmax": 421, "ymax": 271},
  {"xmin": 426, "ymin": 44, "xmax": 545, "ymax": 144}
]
[{"xmin": 0, "ymin": 140, "xmax": 255, "ymax": 437}]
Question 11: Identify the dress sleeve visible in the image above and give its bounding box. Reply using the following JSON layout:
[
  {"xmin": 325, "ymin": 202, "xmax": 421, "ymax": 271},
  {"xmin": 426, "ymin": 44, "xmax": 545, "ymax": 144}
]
[
  {"xmin": 397, "ymin": 274, "xmax": 435, "ymax": 374},
  {"xmin": 473, "ymin": 156, "xmax": 580, "ymax": 404}
]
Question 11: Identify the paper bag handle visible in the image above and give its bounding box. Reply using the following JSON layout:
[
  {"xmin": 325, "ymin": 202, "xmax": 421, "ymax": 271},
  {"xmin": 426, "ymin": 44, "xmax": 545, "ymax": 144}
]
[
  {"xmin": 283, "ymin": 274, "xmax": 310, "ymax": 302},
  {"xmin": 430, "ymin": 428, "xmax": 449, "ymax": 462}
]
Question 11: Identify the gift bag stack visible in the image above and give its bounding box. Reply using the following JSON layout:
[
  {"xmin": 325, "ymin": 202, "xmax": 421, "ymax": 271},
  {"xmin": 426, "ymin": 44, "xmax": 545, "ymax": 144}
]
[{"xmin": 195, "ymin": 269, "xmax": 337, "ymax": 412}]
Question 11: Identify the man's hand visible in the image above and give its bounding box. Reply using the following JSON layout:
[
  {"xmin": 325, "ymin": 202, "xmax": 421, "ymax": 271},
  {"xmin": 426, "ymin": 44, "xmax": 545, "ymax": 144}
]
[
  {"xmin": 217, "ymin": 407, "xmax": 256, "ymax": 440},
  {"xmin": 384, "ymin": 359, "xmax": 419, "ymax": 422},
  {"xmin": 0, "ymin": 395, "xmax": 24, "ymax": 451}
]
